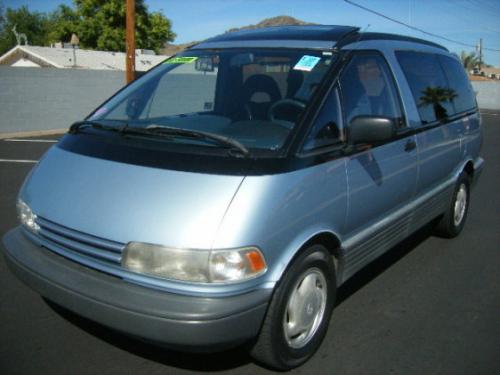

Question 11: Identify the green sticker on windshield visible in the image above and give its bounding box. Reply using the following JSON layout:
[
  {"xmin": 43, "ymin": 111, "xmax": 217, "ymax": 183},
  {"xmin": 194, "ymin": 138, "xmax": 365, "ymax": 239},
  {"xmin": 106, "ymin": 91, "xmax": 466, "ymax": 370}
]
[{"xmin": 164, "ymin": 56, "xmax": 198, "ymax": 64}]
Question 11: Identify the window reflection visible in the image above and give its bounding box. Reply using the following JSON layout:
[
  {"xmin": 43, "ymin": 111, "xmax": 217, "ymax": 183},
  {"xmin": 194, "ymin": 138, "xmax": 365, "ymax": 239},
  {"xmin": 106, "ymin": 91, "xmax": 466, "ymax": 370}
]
[
  {"xmin": 340, "ymin": 54, "xmax": 402, "ymax": 126},
  {"xmin": 419, "ymin": 86, "xmax": 457, "ymax": 121},
  {"xmin": 396, "ymin": 51, "xmax": 476, "ymax": 124}
]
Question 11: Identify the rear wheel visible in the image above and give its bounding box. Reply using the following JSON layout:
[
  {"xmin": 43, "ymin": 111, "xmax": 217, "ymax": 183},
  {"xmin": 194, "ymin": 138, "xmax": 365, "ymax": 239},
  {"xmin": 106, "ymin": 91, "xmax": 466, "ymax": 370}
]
[
  {"xmin": 250, "ymin": 244, "xmax": 336, "ymax": 370},
  {"xmin": 435, "ymin": 172, "xmax": 470, "ymax": 238}
]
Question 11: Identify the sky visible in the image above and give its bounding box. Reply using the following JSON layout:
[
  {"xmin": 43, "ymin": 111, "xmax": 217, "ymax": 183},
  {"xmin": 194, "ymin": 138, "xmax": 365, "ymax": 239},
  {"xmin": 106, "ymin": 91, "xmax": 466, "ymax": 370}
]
[{"xmin": 3, "ymin": 0, "xmax": 500, "ymax": 65}]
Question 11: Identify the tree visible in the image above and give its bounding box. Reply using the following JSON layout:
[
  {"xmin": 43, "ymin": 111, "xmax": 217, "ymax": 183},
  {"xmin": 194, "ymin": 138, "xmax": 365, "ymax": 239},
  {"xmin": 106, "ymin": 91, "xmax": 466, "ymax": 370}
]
[
  {"xmin": 47, "ymin": 5, "xmax": 80, "ymax": 46},
  {"xmin": 141, "ymin": 11, "xmax": 173, "ymax": 53},
  {"xmin": 419, "ymin": 86, "xmax": 457, "ymax": 120},
  {"xmin": 0, "ymin": 1, "xmax": 175, "ymax": 55},
  {"xmin": 0, "ymin": 2, "xmax": 5, "ymax": 33},
  {"xmin": 460, "ymin": 51, "xmax": 480, "ymax": 70},
  {"xmin": 49, "ymin": 0, "xmax": 175, "ymax": 53},
  {"xmin": 0, "ymin": 6, "xmax": 51, "ymax": 54}
]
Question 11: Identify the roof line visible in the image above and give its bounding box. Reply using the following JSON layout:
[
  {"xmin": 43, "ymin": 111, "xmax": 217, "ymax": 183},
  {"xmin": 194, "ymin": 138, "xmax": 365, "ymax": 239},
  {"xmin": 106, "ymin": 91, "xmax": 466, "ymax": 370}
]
[
  {"xmin": 0, "ymin": 45, "xmax": 65, "ymax": 68},
  {"xmin": 0, "ymin": 46, "xmax": 21, "ymax": 64},
  {"xmin": 19, "ymin": 46, "xmax": 65, "ymax": 68}
]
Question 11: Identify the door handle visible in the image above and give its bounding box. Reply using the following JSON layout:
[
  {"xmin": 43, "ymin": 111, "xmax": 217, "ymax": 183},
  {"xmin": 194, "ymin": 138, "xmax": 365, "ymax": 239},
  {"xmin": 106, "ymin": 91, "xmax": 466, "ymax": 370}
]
[{"xmin": 404, "ymin": 139, "xmax": 416, "ymax": 152}]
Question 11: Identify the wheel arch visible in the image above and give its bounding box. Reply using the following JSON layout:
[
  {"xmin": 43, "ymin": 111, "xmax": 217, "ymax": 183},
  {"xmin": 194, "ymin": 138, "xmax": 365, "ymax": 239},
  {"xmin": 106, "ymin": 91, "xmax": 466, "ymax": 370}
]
[
  {"xmin": 454, "ymin": 158, "xmax": 475, "ymax": 181},
  {"xmin": 463, "ymin": 160, "xmax": 474, "ymax": 179},
  {"xmin": 300, "ymin": 232, "xmax": 342, "ymax": 270},
  {"xmin": 270, "ymin": 230, "xmax": 343, "ymax": 288}
]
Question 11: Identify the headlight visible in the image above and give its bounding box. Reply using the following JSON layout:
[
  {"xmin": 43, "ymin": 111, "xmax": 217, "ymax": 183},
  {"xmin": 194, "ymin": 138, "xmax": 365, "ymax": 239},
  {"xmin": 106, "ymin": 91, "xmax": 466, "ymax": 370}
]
[
  {"xmin": 16, "ymin": 199, "xmax": 40, "ymax": 233},
  {"xmin": 122, "ymin": 242, "xmax": 267, "ymax": 283}
]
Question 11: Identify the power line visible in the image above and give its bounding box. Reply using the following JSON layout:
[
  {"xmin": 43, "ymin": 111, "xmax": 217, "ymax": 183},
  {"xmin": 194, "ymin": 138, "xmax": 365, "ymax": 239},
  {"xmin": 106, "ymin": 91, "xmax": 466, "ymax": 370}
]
[
  {"xmin": 343, "ymin": 0, "xmax": 500, "ymax": 52},
  {"xmin": 466, "ymin": 0, "xmax": 500, "ymax": 14},
  {"xmin": 443, "ymin": 0, "xmax": 500, "ymax": 33}
]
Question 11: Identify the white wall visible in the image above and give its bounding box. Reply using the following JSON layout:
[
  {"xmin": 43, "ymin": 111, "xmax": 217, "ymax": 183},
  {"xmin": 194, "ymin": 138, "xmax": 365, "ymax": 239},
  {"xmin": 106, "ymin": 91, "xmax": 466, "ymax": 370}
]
[
  {"xmin": 0, "ymin": 66, "xmax": 125, "ymax": 133},
  {"xmin": 11, "ymin": 58, "xmax": 41, "ymax": 67},
  {"xmin": 471, "ymin": 81, "xmax": 500, "ymax": 110}
]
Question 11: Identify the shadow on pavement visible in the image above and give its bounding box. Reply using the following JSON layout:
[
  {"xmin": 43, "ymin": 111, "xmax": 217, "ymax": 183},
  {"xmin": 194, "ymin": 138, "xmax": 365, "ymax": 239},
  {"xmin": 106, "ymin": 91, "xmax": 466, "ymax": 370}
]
[
  {"xmin": 337, "ymin": 222, "xmax": 435, "ymax": 305},
  {"xmin": 45, "ymin": 221, "xmax": 436, "ymax": 372},
  {"xmin": 46, "ymin": 299, "xmax": 253, "ymax": 371}
]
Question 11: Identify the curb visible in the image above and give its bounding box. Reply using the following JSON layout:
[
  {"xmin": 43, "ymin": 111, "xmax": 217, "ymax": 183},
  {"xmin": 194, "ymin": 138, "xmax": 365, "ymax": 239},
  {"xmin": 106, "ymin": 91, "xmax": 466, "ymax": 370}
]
[{"xmin": 0, "ymin": 129, "xmax": 67, "ymax": 140}]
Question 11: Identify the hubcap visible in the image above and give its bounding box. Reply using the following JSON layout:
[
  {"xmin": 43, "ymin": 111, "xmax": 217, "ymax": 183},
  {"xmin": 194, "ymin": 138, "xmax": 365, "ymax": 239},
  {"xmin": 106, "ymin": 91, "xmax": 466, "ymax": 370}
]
[
  {"xmin": 283, "ymin": 268, "xmax": 327, "ymax": 349},
  {"xmin": 453, "ymin": 183, "xmax": 467, "ymax": 226}
]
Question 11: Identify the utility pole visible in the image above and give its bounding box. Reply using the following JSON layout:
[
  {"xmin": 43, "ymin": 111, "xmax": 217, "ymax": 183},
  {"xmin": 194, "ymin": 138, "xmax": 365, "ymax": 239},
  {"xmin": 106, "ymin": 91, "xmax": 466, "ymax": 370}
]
[
  {"xmin": 478, "ymin": 38, "xmax": 483, "ymax": 71},
  {"xmin": 126, "ymin": 0, "xmax": 135, "ymax": 83}
]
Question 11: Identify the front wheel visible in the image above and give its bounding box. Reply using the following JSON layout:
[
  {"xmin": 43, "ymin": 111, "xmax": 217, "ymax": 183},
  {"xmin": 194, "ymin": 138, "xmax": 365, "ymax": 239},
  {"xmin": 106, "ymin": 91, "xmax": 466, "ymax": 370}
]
[
  {"xmin": 250, "ymin": 245, "xmax": 336, "ymax": 370},
  {"xmin": 435, "ymin": 172, "xmax": 471, "ymax": 238}
]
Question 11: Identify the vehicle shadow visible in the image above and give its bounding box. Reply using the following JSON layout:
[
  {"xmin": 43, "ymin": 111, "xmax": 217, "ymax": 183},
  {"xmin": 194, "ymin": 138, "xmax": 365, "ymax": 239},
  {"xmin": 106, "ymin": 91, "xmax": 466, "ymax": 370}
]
[
  {"xmin": 46, "ymin": 222, "xmax": 436, "ymax": 372},
  {"xmin": 45, "ymin": 299, "xmax": 253, "ymax": 371},
  {"xmin": 336, "ymin": 221, "xmax": 436, "ymax": 305}
]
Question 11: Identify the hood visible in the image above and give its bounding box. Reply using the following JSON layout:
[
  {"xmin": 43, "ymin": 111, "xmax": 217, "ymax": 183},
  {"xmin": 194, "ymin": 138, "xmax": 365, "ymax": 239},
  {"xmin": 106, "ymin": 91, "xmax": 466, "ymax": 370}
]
[{"xmin": 20, "ymin": 145, "xmax": 244, "ymax": 249}]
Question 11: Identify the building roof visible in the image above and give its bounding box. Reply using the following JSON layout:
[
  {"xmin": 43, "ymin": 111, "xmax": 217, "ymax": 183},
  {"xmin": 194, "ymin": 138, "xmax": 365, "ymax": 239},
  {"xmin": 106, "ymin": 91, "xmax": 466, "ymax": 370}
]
[
  {"xmin": 0, "ymin": 45, "xmax": 168, "ymax": 71},
  {"xmin": 481, "ymin": 67, "xmax": 500, "ymax": 75}
]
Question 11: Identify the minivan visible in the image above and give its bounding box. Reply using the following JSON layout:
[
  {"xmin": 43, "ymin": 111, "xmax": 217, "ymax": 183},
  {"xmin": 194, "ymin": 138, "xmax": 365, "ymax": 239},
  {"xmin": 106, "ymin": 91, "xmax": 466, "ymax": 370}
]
[{"xmin": 3, "ymin": 25, "xmax": 483, "ymax": 370}]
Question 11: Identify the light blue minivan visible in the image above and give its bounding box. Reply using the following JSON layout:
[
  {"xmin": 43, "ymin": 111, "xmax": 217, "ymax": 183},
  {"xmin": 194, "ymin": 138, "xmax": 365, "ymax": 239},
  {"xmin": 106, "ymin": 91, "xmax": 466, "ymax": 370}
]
[{"xmin": 3, "ymin": 26, "xmax": 483, "ymax": 369}]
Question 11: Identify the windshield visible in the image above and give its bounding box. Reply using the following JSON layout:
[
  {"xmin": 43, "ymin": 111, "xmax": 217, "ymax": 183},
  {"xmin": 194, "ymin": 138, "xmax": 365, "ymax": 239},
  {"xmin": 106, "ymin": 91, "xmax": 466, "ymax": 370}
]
[{"xmin": 89, "ymin": 49, "xmax": 336, "ymax": 154}]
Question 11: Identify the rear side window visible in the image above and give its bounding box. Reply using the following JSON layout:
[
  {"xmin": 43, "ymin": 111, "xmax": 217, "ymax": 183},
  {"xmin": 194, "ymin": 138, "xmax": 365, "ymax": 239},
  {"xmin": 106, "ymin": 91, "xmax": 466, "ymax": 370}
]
[
  {"xmin": 437, "ymin": 55, "xmax": 476, "ymax": 114},
  {"xmin": 395, "ymin": 51, "xmax": 454, "ymax": 124}
]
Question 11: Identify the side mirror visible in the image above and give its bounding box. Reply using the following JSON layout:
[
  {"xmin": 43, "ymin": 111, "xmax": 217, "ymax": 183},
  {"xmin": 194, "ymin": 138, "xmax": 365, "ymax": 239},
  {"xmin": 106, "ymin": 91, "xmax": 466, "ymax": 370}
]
[
  {"xmin": 349, "ymin": 115, "xmax": 395, "ymax": 145},
  {"xmin": 317, "ymin": 121, "xmax": 341, "ymax": 140}
]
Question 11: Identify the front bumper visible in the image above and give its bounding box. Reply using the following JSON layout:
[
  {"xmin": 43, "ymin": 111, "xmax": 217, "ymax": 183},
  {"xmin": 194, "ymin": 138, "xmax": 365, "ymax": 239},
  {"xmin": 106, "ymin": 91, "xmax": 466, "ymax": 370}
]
[{"xmin": 2, "ymin": 227, "xmax": 271, "ymax": 350}]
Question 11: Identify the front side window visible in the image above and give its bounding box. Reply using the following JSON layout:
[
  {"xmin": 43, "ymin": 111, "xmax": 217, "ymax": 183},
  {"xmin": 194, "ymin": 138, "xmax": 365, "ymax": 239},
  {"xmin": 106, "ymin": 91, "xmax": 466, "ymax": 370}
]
[
  {"xmin": 339, "ymin": 54, "xmax": 403, "ymax": 128},
  {"xmin": 88, "ymin": 49, "xmax": 336, "ymax": 155}
]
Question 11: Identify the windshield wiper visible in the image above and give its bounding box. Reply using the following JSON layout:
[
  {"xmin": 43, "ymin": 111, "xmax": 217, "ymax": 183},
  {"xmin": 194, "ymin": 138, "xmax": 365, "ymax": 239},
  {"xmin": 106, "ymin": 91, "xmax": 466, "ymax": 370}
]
[
  {"xmin": 69, "ymin": 121, "xmax": 249, "ymax": 156},
  {"xmin": 69, "ymin": 120, "xmax": 127, "ymax": 134},
  {"xmin": 144, "ymin": 125, "xmax": 249, "ymax": 156}
]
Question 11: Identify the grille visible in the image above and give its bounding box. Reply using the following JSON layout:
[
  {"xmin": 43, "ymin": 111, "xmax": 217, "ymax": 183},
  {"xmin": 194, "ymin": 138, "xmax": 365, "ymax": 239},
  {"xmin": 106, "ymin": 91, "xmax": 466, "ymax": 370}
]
[{"xmin": 35, "ymin": 216, "xmax": 125, "ymax": 265}]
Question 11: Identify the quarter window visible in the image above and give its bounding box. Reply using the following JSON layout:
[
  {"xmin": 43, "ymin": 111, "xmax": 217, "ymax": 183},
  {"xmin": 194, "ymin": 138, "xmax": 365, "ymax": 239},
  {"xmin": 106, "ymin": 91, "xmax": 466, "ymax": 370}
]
[
  {"xmin": 303, "ymin": 86, "xmax": 343, "ymax": 151},
  {"xmin": 438, "ymin": 55, "xmax": 476, "ymax": 114}
]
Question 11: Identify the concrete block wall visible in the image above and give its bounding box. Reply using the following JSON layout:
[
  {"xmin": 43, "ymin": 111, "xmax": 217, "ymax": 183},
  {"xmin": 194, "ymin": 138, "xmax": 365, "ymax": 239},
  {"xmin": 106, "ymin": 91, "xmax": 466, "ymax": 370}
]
[
  {"xmin": 0, "ymin": 67, "xmax": 498, "ymax": 135},
  {"xmin": 471, "ymin": 81, "xmax": 500, "ymax": 111},
  {"xmin": 0, "ymin": 67, "xmax": 125, "ymax": 133}
]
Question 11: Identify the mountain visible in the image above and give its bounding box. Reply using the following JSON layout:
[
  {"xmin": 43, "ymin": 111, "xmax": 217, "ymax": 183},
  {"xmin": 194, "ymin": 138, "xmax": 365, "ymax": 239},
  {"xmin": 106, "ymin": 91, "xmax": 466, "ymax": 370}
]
[
  {"xmin": 161, "ymin": 16, "xmax": 313, "ymax": 55},
  {"xmin": 161, "ymin": 42, "xmax": 199, "ymax": 56},
  {"xmin": 226, "ymin": 15, "xmax": 315, "ymax": 33}
]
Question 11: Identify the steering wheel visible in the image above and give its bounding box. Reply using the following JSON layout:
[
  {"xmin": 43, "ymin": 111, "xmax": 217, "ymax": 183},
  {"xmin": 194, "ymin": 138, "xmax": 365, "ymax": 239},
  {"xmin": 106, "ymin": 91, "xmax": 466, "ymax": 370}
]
[{"xmin": 268, "ymin": 99, "xmax": 306, "ymax": 125}]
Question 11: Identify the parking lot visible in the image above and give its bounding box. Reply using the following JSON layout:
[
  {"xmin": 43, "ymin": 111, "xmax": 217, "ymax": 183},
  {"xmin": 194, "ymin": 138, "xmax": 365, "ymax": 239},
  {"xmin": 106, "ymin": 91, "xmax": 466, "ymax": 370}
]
[{"xmin": 0, "ymin": 112, "xmax": 499, "ymax": 375}]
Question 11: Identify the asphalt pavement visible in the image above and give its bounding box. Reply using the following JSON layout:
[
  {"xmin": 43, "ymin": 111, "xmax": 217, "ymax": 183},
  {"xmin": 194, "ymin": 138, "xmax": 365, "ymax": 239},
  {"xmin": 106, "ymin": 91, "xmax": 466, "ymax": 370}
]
[{"xmin": 0, "ymin": 113, "xmax": 499, "ymax": 374}]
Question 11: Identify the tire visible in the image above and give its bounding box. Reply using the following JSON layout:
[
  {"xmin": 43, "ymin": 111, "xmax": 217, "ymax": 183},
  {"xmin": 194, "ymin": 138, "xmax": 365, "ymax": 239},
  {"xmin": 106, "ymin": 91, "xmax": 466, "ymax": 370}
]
[
  {"xmin": 435, "ymin": 172, "xmax": 471, "ymax": 238},
  {"xmin": 250, "ymin": 244, "xmax": 336, "ymax": 370}
]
